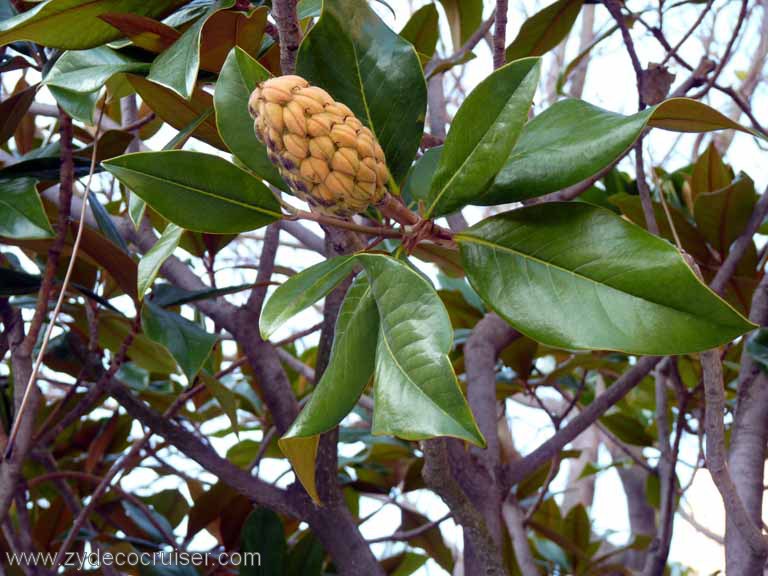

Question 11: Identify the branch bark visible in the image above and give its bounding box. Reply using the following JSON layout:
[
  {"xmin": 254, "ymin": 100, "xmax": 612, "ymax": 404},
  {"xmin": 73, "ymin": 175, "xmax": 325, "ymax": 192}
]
[
  {"xmin": 726, "ymin": 272, "xmax": 768, "ymax": 573},
  {"xmin": 422, "ymin": 439, "xmax": 508, "ymax": 576},
  {"xmin": 271, "ymin": 0, "xmax": 301, "ymax": 75},
  {"xmin": 701, "ymin": 350, "xmax": 768, "ymax": 560},
  {"xmin": 464, "ymin": 314, "xmax": 519, "ymax": 573}
]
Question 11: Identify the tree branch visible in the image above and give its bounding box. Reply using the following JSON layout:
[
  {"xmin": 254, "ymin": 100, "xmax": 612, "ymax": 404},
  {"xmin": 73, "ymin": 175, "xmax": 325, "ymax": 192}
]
[
  {"xmin": 272, "ymin": 0, "xmax": 301, "ymax": 75},
  {"xmin": 506, "ymin": 356, "xmax": 661, "ymax": 487},
  {"xmin": 422, "ymin": 439, "xmax": 507, "ymax": 576},
  {"xmin": 108, "ymin": 379, "xmax": 295, "ymax": 515},
  {"xmin": 425, "ymin": 15, "xmax": 496, "ymax": 78},
  {"xmin": 701, "ymin": 350, "xmax": 768, "ymax": 557},
  {"xmin": 493, "ymin": 0, "xmax": 508, "ymax": 70}
]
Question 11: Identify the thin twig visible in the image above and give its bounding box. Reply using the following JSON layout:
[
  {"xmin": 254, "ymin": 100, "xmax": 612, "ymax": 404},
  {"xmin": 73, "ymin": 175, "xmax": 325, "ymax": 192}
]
[
  {"xmin": 659, "ymin": 0, "xmax": 714, "ymax": 67},
  {"xmin": 4, "ymin": 105, "xmax": 105, "ymax": 460},
  {"xmin": 493, "ymin": 0, "xmax": 509, "ymax": 70},
  {"xmin": 271, "ymin": 0, "xmax": 301, "ymax": 75},
  {"xmin": 366, "ymin": 512, "xmax": 452, "ymax": 543},
  {"xmin": 425, "ymin": 14, "xmax": 496, "ymax": 77}
]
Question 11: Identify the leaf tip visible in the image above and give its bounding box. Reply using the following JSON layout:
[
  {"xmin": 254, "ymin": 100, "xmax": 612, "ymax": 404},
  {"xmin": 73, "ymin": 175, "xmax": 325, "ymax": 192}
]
[{"xmin": 278, "ymin": 434, "xmax": 321, "ymax": 505}]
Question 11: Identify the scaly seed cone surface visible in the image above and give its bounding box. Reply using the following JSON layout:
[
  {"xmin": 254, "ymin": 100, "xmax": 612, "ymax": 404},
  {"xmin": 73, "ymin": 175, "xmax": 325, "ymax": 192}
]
[{"xmin": 248, "ymin": 75, "xmax": 389, "ymax": 216}]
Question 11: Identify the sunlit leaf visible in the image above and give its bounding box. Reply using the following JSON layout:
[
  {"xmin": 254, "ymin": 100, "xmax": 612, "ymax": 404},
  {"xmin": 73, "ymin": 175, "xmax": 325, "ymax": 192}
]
[
  {"xmin": 147, "ymin": 0, "xmax": 234, "ymax": 99},
  {"xmin": 458, "ymin": 203, "xmax": 755, "ymax": 354},
  {"xmin": 103, "ymin": 150, "xmax": 282, "ymax": 234},
  {"xmin": 280, "ymin": 276, "xmax": 379, "ymax": 499},
  {"xmin": 483, "ymin": 98, "xmax": 755, "ymax": 205},
  {"xmin": 358, "ymin": 254, "xmax": 485, "ymax": 446},
  {"xmin": 260, "ymin": 255, "xmax": 357, "ymax": 340},
  {"xmin": 426, "ymin": 58, "xmax": 541, "ymax": 217}
]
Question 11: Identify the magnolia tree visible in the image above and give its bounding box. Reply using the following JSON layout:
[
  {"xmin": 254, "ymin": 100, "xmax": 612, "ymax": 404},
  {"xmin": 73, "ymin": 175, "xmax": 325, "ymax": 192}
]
[{"xmin": 1, "ymin": 0, "xmax": 767, "ymax": 574}]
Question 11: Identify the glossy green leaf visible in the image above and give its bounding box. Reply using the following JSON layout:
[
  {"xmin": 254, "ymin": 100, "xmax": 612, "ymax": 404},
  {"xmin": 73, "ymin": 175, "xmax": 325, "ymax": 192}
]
[
  {"xmin": 357, "ymin": 254, "xmax": 484, "ymax": 446},
  {"xmin": 240, "ymin": 509, "xmax": 286, "ymax": 576},
  {"xmin": 279, "ymin": 276, "xmax": 378, "ymax": 500},
  {"xmin": 0, "ymin": 178, "xmax": 53, "ymax": 239},
  {"xmin": 102, "ymin": 150, "xmax": 282, "ymax": 234},
  {"xmin": 148, "ymin": 0, "xmax": 234, "ymax": 99},
  {"xmin": 45, "ymin": 47, "xmax": 148, "ymax": 94},
  {"xmin": 214, "ymin": 47, "xmax": 285, "ymax": 188},
  {"xmin": 0, "ymin": 84, "xmax": 36, "ymax": 144},
  {"xmin": 0, "ymin": 0, "xmax": 188, "ymax": 49},
  {"xmin": 138, "ymin": 223, "xmax": 183, "ymax": 299},
  {"xmin": 457, "ymin": 203, "xmax": 755, "ymax": 354},
  {"xmin": 438, "ymin": 0, "xmax": 482, "ymax": 50},
  {"xmin": 281, "ymin": 275, "xmax": 377, "ymax": 432},
  {"xmin": 296, "ymin": 0, "xmax": 427, "ymax": 183},
  {"xmin": 399, "ymin": 4, "xmax": 439, "ymax": 59},
  {"xmin": 141, "ymin": 299, "xmax": 217, "ymax": 381},
  {"xmin": 260, "ymin": 255, "xmax": 356, "ymax": 340},
  {"xmin": 483, "ymin": 97, "xmax": 755, "ymax": 205},
  {"xmin": 694, "ymin": 175, "xmax": 756, "ymax": 257},
  {"xmin": 426, "ymin": 58, "xmax": 541, "ymax": 217},
  {"xmin": 505, "ymin": 0, "xmax": 584, "ymax": 61}
]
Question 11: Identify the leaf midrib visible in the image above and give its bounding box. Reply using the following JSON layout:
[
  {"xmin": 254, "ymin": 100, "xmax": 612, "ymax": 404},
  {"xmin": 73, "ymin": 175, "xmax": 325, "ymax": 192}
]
[
  {"xmin": 377, "ymin": 322, "xmax": 469, "ymax": 436},
  {"xmin": 457, "ymin": 233, "xmax": 743, "ymax": 328},
  {"xmin": 426, "ymin": 64, "xmax": 536, "ymax": 218},
  {"xmin": 105, "ymin": 162, "xmax": 282, "ymax": 218}
]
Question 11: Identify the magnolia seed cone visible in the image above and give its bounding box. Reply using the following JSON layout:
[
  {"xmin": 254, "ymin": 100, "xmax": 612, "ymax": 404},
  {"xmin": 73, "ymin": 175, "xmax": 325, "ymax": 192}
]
[{"xmin": 248, "ymin": 75, "xmax": 389, "ymax": 216}]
